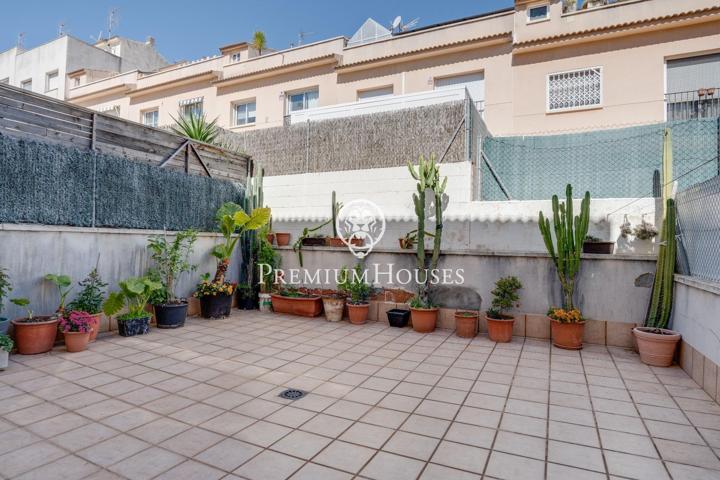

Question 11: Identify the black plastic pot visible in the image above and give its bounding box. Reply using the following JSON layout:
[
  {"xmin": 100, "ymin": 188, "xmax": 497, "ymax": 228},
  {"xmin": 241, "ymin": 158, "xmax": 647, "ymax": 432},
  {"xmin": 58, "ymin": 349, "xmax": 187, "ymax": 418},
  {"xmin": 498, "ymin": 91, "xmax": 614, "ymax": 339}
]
[
  {"xmin": 154, "ymin": 303, "xmax": 188, "ymax": 329},
  {"xmin": 236, "ymin": 288, "xmax": 259, "ymax": 310},
  {"xmin": 583, "ymin": 241, "xmax": 615, "ymax": 254},
  {"xmin": 387, "ymin": 309, "xmax": 411, "ymax": 328},
  {"xmin": 301, "ymin": 237, "xmax": 327, "ymax": 246},
  {"xmin": 118, "ymin": 316, "xmax": 151, "ymax": 337},
  {"xmin": 200, "ymin": 294, "xmax": 233, "ymax": 318}
]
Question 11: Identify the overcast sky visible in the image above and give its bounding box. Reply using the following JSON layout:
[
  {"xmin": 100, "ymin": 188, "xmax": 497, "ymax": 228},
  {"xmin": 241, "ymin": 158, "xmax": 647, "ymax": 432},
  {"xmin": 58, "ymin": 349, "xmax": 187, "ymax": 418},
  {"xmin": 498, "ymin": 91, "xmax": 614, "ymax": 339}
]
[{"xmin": 1, "ymin": 0, "xmax": 514, "ymax": 62}]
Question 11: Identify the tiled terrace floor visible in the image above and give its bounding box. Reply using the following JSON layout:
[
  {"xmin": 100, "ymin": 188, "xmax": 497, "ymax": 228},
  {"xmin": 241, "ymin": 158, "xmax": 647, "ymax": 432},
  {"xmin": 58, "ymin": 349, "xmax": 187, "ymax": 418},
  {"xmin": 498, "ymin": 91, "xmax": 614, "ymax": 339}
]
[{"xmin": 2, "ymin": 312, "xmax": 720, "ymax": 480}]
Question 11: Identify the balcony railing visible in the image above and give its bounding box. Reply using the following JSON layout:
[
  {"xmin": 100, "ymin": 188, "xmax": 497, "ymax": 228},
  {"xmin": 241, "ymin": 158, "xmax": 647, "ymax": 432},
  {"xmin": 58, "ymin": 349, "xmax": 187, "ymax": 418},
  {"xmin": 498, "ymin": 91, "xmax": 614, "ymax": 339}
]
[
  {"xmin": 666, "ymin": 88, "xmax": 720, "ymax": 121},
  {"xmin": 562, "ymin": 0, "xmax": 634, "ymax": 14}
]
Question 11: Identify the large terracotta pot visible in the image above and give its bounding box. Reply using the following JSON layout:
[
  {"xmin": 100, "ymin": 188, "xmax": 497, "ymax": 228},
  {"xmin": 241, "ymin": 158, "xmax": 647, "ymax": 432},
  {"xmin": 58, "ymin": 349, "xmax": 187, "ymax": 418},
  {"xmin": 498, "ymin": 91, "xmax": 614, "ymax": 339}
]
[
  {"xmin": 88, "ymin": 313, "xmax": 101, "ymax": 341},
  {"xmin": 551, "ymin": 319, "xmax": 585, "ymax": 350},
  {"xmin": 266, "ymin": 233, "xmax": 275, "ymax": 245},
  {"xmin": 633, "ymin": 327, "xmax": 681, "ymax": 367},
  {"xmin": 322, "ymin": 296, "xmax": 345, "ymax": 322},
  {"xmin": 486, "ymin": 314, "xmax": 515, "ymax": 343},
  {"xmin": 275, "ymin": 233, "xmax": 291, "ymax": 246},
  {"xmin": 411, "ymin": 308, "xmax": 438, "ymax": 333},
  {"xmin": 64, "ymin": 331, "xmax": 91, "ymax": 353},
  {"xmin": 271, "ymin": 294, "xmax": 323, "ymax": 317},
  {"xmin": 455, "ymin": 312, "xmax": 478, "ymax": 338},
  {"xmin": 347, "ymin": 303, "xmax": 369, "ymax": 325},
  {"xmin": 11, "ymin": 316, "xmax": 59, "ymax": 355}
]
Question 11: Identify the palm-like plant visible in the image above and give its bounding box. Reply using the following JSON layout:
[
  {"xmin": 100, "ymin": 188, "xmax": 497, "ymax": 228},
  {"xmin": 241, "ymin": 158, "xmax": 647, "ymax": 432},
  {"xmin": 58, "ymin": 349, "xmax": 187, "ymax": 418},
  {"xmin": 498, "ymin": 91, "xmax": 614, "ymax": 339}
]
[
  {"xmin": 171, "ymin": 111, "xmax": 220, "ymax": 144},
  {"xmin": 252, "ymin": 31, "xmax": 267, "ymax": 55}
]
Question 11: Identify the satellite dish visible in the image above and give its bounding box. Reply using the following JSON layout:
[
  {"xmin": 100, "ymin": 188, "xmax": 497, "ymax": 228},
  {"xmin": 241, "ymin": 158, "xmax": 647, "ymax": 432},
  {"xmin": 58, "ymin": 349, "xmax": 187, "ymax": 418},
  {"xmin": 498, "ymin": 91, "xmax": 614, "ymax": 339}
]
[{"xmin": 392, "ymin": 16, "xmax": 402, "ymax": 31}]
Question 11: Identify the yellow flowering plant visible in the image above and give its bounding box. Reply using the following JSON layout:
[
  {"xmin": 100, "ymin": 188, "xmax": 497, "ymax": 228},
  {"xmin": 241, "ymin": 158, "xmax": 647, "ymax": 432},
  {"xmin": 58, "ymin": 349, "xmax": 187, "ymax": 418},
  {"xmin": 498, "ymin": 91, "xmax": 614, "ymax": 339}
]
[{"xmin": 547, "ymin": 307, "xmax": 583, "ymax": 324}]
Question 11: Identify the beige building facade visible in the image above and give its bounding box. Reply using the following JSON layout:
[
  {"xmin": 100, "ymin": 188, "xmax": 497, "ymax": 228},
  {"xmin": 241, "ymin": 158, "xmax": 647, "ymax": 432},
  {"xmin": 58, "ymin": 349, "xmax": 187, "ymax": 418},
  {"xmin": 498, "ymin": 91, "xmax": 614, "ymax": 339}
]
[{"xmin": 68, "ymin": 0, "xmax": 720, "ymax": 136}]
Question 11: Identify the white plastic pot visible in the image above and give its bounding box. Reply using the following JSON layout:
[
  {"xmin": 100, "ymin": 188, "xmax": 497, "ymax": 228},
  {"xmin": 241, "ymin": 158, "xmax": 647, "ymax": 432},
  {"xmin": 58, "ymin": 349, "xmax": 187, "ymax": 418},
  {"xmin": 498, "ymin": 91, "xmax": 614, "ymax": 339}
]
[
  {"xmin": 0, "ymin": 350, "xmax": 9, "ymax": 370},
  {"xmin": 259, "ymin": 293, "xmax": 272, "ymax": 313}
]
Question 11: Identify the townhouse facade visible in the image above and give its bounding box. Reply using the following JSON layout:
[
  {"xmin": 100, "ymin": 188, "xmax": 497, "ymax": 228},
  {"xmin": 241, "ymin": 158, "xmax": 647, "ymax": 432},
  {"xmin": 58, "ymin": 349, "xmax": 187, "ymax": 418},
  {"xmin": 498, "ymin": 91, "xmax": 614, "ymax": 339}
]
[{"xmin": 66, "ymin": 0, "xmax": 720, "ymax": 136}]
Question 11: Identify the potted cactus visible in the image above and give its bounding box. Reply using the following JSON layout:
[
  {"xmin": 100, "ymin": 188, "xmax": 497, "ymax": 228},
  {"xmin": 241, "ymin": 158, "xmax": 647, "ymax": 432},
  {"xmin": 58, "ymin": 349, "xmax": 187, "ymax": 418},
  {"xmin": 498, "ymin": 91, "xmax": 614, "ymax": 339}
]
[
  {"xmin": 486, "ymin": 276, "xmax": 523, "ymax": 342},
  {"xmin": 408, "ymin": 154, "xmax": 447, "ymax": 333},
  {"xmin": 103, "ymin": 276, "xmax": 163, "ymax": 337},
  {"xmin": 0, "ymin": 268, "xmax": 11, "ymax": 335},
  {"xmin": 10, "ymin": 298, "xmax": 59, "ymax": 354},
  {"xmin": 0, "ymin": 334, "xmax": 12, "ymax": 369},
  {"xmin": 325, "ymin": 191, "xmax": 345, "ymax": 247},
  {"xmin": 67, "ymin": 267, "xmax": 107, "ymax": 341},
  {"xmin": 339, "ymin": 264, "xmax": 371, "ymax": 324},
  {"xmin": 538, "ymin": 184, "xmax": 590, "ymax": 350},
  {"xmin": 634, "ymin": 199, "xmax": 681, "ymax": 367},
  {"xmin": 147, "ymin": 229, "xmax": 198, "ymax": 328}
]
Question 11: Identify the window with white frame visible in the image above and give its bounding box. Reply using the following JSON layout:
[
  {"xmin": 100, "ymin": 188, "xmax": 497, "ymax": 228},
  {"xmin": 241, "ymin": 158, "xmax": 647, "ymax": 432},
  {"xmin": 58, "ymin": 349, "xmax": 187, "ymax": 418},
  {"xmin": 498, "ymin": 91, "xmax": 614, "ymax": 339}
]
[
  {"xmin": 20, "ymin": 79, "xmax": 32, "ymax": 91},
  {"xmin": 233, "ymin": 101, "xmax": 256, "ymax": 126},
  {"xmin": 231, "ymin": 53, "xmax": 242, "ymax": 63},
  {"xmin": 287, "ymin": 89, "xmax": 319, "ymax": 113},
  {"xmin": 179, "ymin": 97, "xmax": 203, "ymax": 118},
  {"xmin": 142, "ymin": 109, "xmax": 159, "ymax": 127},
  {"xmin": 547, "ymin": 67, "xmax": 602, "ymax": 112},
  {"xmin": 527, "ymin": 4, "xmax": 549, "ymax": 22},
  {"xmin": 357, "ymin": 86, "xmax": 393, "ymax": 101},
  {"xmin": 45, "ymin": 71, "xmax": 58, "ymax": 92}
]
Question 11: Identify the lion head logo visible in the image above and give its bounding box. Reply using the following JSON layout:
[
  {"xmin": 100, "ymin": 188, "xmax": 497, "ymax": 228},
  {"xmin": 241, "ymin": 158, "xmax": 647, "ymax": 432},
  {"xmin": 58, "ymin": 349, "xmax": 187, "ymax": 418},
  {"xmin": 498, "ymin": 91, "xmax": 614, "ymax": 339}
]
[{"xmin": 336, "ymin": 199, "xmax": 386, "ymax": 258}]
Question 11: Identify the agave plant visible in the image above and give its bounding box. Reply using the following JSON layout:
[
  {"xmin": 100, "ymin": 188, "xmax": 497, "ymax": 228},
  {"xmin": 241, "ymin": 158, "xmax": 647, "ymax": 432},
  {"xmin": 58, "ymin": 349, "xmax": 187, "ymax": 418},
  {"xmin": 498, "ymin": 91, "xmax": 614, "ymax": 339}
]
[{"xmin": 171, "ymin": 111, "xmax": 220, "ymax": 144}]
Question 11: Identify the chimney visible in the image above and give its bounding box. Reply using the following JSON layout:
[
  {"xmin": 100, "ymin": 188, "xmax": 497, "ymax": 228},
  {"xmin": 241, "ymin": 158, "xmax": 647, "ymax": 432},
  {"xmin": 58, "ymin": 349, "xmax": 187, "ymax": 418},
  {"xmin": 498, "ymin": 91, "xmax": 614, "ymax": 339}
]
[{"xmin": 146, "ymin": 36, "xmax": 155, "ymax": 46}]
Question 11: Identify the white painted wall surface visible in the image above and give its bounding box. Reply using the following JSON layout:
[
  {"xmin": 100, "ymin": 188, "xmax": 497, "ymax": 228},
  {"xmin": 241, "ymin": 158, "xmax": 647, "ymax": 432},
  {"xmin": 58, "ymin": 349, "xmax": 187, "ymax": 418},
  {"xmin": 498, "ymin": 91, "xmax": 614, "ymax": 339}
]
[{"xmin": 672, "ymin": 275, "xmax": 720, "ymax": 366}]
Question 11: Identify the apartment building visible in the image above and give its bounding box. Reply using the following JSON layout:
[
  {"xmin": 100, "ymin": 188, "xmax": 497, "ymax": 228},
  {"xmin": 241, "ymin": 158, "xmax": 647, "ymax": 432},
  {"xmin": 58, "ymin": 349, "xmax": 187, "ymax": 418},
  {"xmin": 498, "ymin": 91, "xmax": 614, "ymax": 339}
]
[
  {"xmin": 67, "ymin": 0, "xmax": 720, "ymax": 136},
  {"xmin": 0, "ymin": 34, "xmax": 168, "ymax": 101}
]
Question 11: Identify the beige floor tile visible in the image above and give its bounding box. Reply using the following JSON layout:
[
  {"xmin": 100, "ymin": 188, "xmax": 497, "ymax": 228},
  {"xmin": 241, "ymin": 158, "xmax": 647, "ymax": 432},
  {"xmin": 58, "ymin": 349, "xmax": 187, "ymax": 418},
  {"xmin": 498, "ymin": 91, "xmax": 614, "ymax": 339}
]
[
  {"xmin": 25, "ymin": 412, "xmax": 89, "ymax": 439},
  {"xmin": 338, "ymin": 422, "xmax": 393, "ymax": 449},
  {"xmin": 666, "ymin": 462, "xmax": 720, "ymax": 480},
  {"xmin": 600, "ymin": 429, "xmax": 658, "ymax": 457},
  {"xmin": 290, "ymin": 462, "xmax": 353, "ymax": 480},
  {"xmin": 100, "ymin": 407, "xmax": 159, "ymax": 432},
  {"xmin": 128, "ymin": 417, "xmax": 190, "ymax": 444},
  {"xmin": 360, "ymin": 451, "xmax": 425, "ymax": 480},
  {"xmin": 199, "ymin": 411, "xmax": 256, "ymax": 436},
  {"xmin": 401, "ymin": 414, "xmax": 451, "ymax": 438},
  {"xmin": 78, "ymin": 434, "xmax": 148, "ymax": 467},
  {"xmin": 383, "ymin": 430, "xmax": 440, "ymax": 460},
  {"xmin": 160, "ymin": 426, "xmax": 224, "ymax": 457},
  {"xmin": 546, "ymin": 463, "xmax": 607, "ymax": 480},
  {"xmin": 50, "ymin": 422, "xmax": 118, "ymax": 451},
  {"xmin": 548, "ymin": 440, "xmax": 605, "ymax": 472},
  {"xmin": 108, "ymin": 447, "xmax": 184, "ymax": 480},
  {"xmin": 360, "ymin": 407, "xmax": 409, "ymax": 429},
  {"xmin": 313, "ymin": 440, "xmax": 376, "ymax": 474},
  {"xmin": 604, "ymin": 450, "xmax": 671, "ymax": 480},
  {"xmin": 154, "ymin": 459, "xmax": 226, "ymax": 480},
  {"xmin": 195, "ymin": 438, "xmax": 262, "ymax": 471},
  {"xmin": 654, "ymin": 438, "xmax": 720, "ymax": 470},
  {"xmin": 235, "ymin": 420, "xmax": 292, "ymax": 447},
  {"xmin": 455, "ymin": 406, "xmax": 501, "ymax": 428},
  {"xmin": 234, "ymin": 450, "xmax": 305, "ymax": 480},
  {"xmin": 415, "ymin": 399, "xmax": 461, "ymax": 420},
  {"xmin": 486, "ymin": 450, "xmax": 545, "ymax": 480},
  {"xmin": 271, "ymin": 430, "xmax": 332, "ymax": 459},
  {"xmin": 14, "ymin": 455, "xmax": 99, "ymax": 480},
  {"xmin": 494, "ymin": 430, "xmax": 546, "ymax": 460},
  {"xmin": 595, "ymin": 412, "xmax": 646, "ymax": 434},
  {"xmin": 0, "ymin": 441, "xmax": 67, "ymax": 478},
  {"xmin": 419, "ymin": 463, "xmax": 481, "ymax": 480},
  {"xmin": 265, "ymin": 405, "xmax": 317, "ymax": 427},
  {"xmin": 500, "ymin": 413, "xmax": 547, "ymax": 437},
  {"xmin": 431, "ymin": 440, "xmax": 489, "ymax": 474}
]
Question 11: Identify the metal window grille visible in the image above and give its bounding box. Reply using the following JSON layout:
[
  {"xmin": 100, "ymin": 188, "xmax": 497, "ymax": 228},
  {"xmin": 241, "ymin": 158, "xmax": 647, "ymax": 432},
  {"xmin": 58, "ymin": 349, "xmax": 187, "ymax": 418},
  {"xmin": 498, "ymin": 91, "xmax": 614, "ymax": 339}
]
[{"xmin": 547, "ymin": 67, "xmax": 602, "ymax": 112}]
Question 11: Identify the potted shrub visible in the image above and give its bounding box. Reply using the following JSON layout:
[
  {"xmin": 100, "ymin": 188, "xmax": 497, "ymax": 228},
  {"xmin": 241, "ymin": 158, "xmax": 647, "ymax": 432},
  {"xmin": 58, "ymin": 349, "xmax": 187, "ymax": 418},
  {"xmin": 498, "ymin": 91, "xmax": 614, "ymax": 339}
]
[
  {"xmin": 386, "ymin": 309, "xmax": 410, "ymax": 328},
  {"xmin": 67, "ymin": 268, "xmax": 107, "ymax": 341},
  {"xmin": 44, "ymin": 273, "xmax": 73, "ymax": 314},
  {"xmin": 10, "ymin": 298, "xmax": 59, "ymax": 354},
  {"xmin": 339, "ymin": 264, "xmax": 371, "ymax": 325},
  {"xmin": 486, "ymin": 276, "xmax": 523, "ymax": 342},
  {"xmin": 634, "ymin": 198, "xmax": 681, "ymax": 367},
  {"xmin": 197, "ymin": 203, "xmax": 270, "ymax": 318},
  {"xmin": 455, "ymin": 311, "xmax": 480, "ymax": 338},
  {"xmin": 147, "ymin": 229, "xmax": 198, "ymax": 328},
  {"xmin": 103, "ymin": 276, "xmax": 163, "ymax": 337},
  {"xmin": 408, "ymin": 154, "xmax": 446, "ymax": 333},
  {"xmin": 236, "ymin": 284, "xmax": 258, "ymax": 310},
  {"xmin": 0, "ymin": 334, "xmax": 12, "ymax": 369},
  {"xmin": 271, "ymin": 288, "xmax": 323, "ymax": 317},
  {"xmin": 0, "ymin": 267, "xmax": 11, "ymax": 335},
  {"xmin": 59, "ymin": 311, "xmax": 93, "ymax": 353},
  {"xmin": 539, "ymin": 184, "xmax": 590, "ymax": 350},
  {"xmin": 582, "ymin": 235, "xmax": 614, "ymax": 254}
]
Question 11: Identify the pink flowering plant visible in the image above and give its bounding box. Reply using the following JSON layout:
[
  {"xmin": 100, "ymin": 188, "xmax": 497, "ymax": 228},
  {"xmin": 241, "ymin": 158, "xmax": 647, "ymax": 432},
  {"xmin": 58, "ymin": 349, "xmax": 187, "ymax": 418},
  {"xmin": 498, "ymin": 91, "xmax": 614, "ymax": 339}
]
[{"xmin": 59, "ymin": 311, "xmax": 93, "ymax": 333}]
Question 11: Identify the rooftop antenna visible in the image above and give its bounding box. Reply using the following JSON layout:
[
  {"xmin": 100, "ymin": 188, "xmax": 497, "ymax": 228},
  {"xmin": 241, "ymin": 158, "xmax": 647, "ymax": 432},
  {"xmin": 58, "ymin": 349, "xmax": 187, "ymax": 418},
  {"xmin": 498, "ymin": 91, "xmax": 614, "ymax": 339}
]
[
  {"xmin": 107, "ymin": 8, "xmax": 119, "ymax": 38},
  {"xmin": 58, "ymin": 22, "xmax": 65, "ymax": 38},
  {"xmin": 16, "ymin": 32, "xmax": 25, "ymax": 49},
  {"xmin": 297, "ymin": 31, "xmax": 315, "ymax": 46},
  {"xmin": 401, "ymin": 17, "xmax": 420, "ymax": 32}
]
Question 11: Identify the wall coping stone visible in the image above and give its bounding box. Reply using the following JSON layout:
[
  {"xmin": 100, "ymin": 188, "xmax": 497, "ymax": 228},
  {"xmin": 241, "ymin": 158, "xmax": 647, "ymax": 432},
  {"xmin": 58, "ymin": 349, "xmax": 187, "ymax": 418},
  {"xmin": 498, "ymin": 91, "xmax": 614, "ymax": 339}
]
[{"xmin": 675, "ymin": 274, "xmax": 720, "ymax": 296}]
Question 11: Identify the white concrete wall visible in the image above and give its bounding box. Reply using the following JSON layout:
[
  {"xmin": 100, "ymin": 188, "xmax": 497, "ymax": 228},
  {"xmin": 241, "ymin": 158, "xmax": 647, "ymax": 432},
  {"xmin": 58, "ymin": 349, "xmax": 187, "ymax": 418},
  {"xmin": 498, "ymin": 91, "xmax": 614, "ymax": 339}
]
[
  {"xmin": 672, "ymin": 275, "xmax": 720, "ymax": 366},
  {"xmin": 265, "ymin": 163, "xmax": 660, "ymax": 254},
  {"xmin": 0, "ymin": 225, "xmax": 241, "ymax": 321}
]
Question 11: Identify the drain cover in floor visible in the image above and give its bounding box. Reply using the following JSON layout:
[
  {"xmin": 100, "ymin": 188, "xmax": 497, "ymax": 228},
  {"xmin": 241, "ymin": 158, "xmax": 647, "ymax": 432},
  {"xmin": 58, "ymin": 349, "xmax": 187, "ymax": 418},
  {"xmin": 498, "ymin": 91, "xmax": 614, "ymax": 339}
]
[{"xmin": 279, "ymin": 389, "xmax": 307, "ymax": 400}]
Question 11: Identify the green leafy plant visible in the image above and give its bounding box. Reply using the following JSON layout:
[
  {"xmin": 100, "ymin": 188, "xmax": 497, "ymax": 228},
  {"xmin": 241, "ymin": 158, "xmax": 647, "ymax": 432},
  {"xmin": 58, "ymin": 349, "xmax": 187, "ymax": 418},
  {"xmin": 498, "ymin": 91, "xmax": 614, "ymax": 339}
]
[
  {"xmin": 252, "ymin": 30, "xmax": 267, "ymax": 55},
  {"xmin": 293, "ymin": 191, "xmax": 342, "ymax": 267},
  {"xmin": 10, "ymin": 298, "xmax": 32, "ymax": 319},
  {"xmin": 211, "ymin": 203, "xmax": 271, "ymax": 285},
  {"xmin": 103, "ymin": 276, "xmax": 163, "ymax": 321},
  {"xmin": 146, "ymin": 269, "xmax": 170, "ymax": 305},
  {"xmin": 44, "ymin": 273, "xmax": 73, "ymax": 313},
  {"xmin": 171, "ymin": 111, "xmax": 220, "ymax": 144},
  {"xmin": 645, "ymin": 199, "xmax": 676, "ymax": 330},
  {"xmin": 67, "ymin": 268, "xmax": 107, "ymax": 315},
  {"xmin": 338, "ymin": 264, "xmax": 371, "ymax": 305},
  {"xmin": 409, "ymin": 296, "xmax": 437, "ymax": 309},
  {"xmin": 0, "ymin": 268, "xmax": 11, "ymax": 316},
  {"xmin": 147, "ymin": 229, "xmax": 198, "ymax": 304},
  {"xmin": 0, "ymin": 334, "xmax": 13, "ymax": 352},
  {"xmin": 584, "ymin": 235, "xmax": 601, "ymax": 242},
  {"xmin": 633, "ymin": 219, "xmax": 658, "ymax": 240},
  {"xmin": 408, "ymin": 154, "xmax": 447, "ymax": 305},
  {"xmin": 257, "ymin": 225, "xmax": 280, "ymax": 292},
  {"xmin": 487, "ymin": 276, "xmax": 523, "ymax": 320},
  {"xmin": 538, "ymin": 184, "xmax": 590, "ymax": 312}
]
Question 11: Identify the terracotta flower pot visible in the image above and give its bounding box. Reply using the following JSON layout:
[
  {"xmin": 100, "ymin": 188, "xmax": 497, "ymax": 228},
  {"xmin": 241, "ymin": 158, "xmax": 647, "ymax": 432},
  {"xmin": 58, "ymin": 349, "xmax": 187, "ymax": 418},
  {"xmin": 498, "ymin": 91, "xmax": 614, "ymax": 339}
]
[
  {"xmin": 322, "ymin": 296, "xmax": 345, "ymax": 322},
  {"xmin": 325, "ymin": 237, "xmax": 345, "ymax": 247},
  {"xmin": 11, "ymin": 316, "xmax": 59, "ymax": 355},
  {"xmin": 350, "ymin": 238, "xmax": 364, "ymax": 247},
  {"xmin": 64, "ymin": 331, "xmax": 91, "ymax": 353},
  {"xmin": 633, "ymin": 327, "xmax": 681, "ymax": 367},
  {"xmin": 411, "ymin": 307, "xmax": 438, "ymax": 333},
  {"xmin": 88, "ymin": 313, "xmax": 101, "ymax": 341},
  {"xmin": 486, "ymin": 314, "xmax": 515, "ymax": 343},
  {"xmin": 347, "ymin": 303, "xmax": 369, "ymax": 325},
  {"xmin": 266, "ymin": 233, "xmax": 275, "ymax": 245},
  {"xmin": 275, "ymin": 233, "xmax": 291, "ymax": 246},
  {"xmin": 551, "ymin": 319, "xmax": 585, "ymax": 350},
  {"xmin": 455, "ymin": 312, "xmax": 478, "ymax": 338},
  {"xmin": 271, "ymin": 294, "xmax": 323, "ymax": 317}
]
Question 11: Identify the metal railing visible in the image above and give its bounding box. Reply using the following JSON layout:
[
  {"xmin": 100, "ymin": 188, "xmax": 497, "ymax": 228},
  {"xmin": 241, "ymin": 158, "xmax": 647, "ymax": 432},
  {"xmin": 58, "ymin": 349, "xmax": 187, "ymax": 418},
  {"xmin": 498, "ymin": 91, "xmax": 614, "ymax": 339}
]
[
  {"xmin": 562, "ymin": 0, "xmax": 634, "ymax": 14},
  {"xmin": 666, "ymin": 88, "xmax": 720, "ymax": 121}
]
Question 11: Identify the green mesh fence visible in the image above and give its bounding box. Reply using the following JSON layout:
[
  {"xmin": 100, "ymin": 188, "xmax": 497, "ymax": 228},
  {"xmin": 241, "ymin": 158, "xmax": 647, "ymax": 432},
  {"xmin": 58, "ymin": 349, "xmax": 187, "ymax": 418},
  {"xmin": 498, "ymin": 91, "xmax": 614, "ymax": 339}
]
[
  {"xmin": 481, "ymin": 119, "xmax": 720, "ymax": 200},
  {"xmin": 0, "ymin": 135, "xmax": 243, "ymax": 231}
]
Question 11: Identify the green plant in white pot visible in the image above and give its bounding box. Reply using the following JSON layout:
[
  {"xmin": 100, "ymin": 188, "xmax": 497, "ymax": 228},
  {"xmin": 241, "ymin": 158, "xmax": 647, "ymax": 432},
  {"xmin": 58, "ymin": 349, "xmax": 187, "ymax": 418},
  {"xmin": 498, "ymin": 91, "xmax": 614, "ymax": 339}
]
[{"xmin": 0, "ymin": 334, "xmax": 13, "ymax": 370}]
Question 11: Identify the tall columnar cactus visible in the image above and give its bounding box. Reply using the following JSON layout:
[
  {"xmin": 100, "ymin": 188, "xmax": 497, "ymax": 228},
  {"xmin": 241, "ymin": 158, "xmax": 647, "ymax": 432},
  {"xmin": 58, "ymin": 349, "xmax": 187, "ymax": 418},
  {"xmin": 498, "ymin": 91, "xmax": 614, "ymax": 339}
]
[
  {"xmin": 408, "ymin": 154, "xmax": 447, "ymax": 304},
  {"xmin": 538, "ymin": 184, "xmax": 590, "ymax": 311},
  {"xmin": 332, "ymin": 191, "xmax": 339, "ymax": 238},
  {"xmin": 241, "ymin": 168, "xmax": 265, "ymax": 286},
  {"xmin": 646, "ymin": 199, "xmax": 676, "ymax": 329}
]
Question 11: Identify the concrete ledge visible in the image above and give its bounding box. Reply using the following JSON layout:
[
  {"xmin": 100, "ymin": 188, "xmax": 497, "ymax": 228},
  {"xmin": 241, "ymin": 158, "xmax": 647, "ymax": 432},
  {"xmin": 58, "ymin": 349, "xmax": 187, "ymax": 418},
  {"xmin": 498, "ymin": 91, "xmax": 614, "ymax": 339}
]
[
  {"xmin": 0, "ymin": 223, "xmax": 223, "ymax": 237},
  {"xmin": 675, "ymin": 274, "xmax": 720, "ymax": 296}
]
